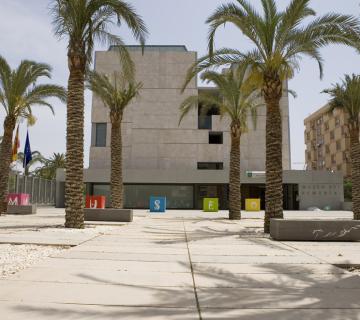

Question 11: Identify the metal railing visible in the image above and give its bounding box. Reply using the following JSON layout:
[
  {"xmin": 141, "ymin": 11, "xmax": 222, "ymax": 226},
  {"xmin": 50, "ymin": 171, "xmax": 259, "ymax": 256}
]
[{"xmin": 8, "ymin": 173, "xmax": 56, "ymax": 205}]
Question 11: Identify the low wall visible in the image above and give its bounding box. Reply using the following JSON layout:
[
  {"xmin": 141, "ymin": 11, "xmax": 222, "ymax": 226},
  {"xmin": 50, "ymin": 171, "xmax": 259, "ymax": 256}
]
[
  {"xmin": 84, "ymin": 208, "xmax": 133, "ymax": 222},
  {"xmin": 270, "ymin": 219, "xmax": 360, "ymax": 241},
  {"xmin": 7, "ymin": 205, "xmax": 37, "ymax": 215}
]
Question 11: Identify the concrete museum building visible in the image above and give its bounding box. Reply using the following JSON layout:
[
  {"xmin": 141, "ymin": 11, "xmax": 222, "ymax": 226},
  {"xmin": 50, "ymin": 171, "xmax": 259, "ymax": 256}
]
[{"xmin": 56, "ymin": 45, "xmax": 344, "ymax": 210}]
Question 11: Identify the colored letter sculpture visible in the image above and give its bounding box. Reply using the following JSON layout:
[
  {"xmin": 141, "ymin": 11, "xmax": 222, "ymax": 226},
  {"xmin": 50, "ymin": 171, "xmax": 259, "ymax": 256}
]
[
  {"xmin": 245, "ymin": 199, "xmax": 261, "ymax": 212},
  {"xmin": 150, "ymin": 197, "xmax": 166, "ymax": 213},
  {"xmin": 203, "ymin": 198, "xmax": 219, "ymax": 212},
  {"xmin": 85, "ymin": 196, "xmax": 106, "ymax": 209},
  {"xmin": 7, "ymin": 194, "xmax": 30, "ymax": 206}
]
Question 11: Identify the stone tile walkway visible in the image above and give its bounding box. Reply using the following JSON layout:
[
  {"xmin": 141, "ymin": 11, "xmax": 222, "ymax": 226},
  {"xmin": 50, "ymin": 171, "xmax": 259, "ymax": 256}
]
[{"xmin": 1, "ymin": 209, "xmax": 360, "ymax": 319}]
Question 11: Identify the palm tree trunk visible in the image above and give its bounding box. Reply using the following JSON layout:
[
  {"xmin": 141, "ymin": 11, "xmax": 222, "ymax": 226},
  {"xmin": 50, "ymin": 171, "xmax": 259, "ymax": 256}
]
[
  {"xmin": 0, "ymin": 116, "xmax": 16, "ymax": 215},
  {"xmin": 65, "ymin": 53, "xmax": 85, "ymax": 229},
  {"xmin": 263, "ymin": 76, "xmax": 284, "ymax": 233},
  {"xmin": 229, "ymin": 123, "xmax": 241, "ymax": 220},
  {"xmin": 111, "ymin": 119, "xmax": 123, "ymax": 209},
  {"xmin": 350, "ymin": 127, "xmax": 360, "ymax": 220}
]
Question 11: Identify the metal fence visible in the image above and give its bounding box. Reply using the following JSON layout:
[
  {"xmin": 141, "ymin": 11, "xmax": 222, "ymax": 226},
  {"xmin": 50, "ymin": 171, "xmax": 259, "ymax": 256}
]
[{"xmin": 8, "ymin": 173, "xmax": 56, "ymax": 205}]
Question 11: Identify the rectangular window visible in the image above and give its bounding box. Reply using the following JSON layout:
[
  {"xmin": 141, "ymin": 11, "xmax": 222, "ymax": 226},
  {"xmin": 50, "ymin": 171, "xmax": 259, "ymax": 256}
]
[
  {"xmin": 331, "ymin": 155, "xmax": 336, "ymax": 165},
  {"xmin": 209, "ymin": 132, "xmax": 223, "ymax": 144},
  {"xmin": 95, "ymin": 123, "xmax": 107, "ymax": 147},
  {"xmin": 324, "ymin": 122, "xmax": 329, "ymax": 131},
  {"xmin": 335, "ymin": 117, "xmax": 341, "ymax": 127},
  {"xmin": 197, "ymin": 162, "xmax": 224, "ymax": 170},
  {"xmin": 325, "ymin": 145, "xmax": 330, "ymax": 154},
  {"xmin": 198, "ymin": 104, "xmax": 220, "ymax": 130},
  {"xmin": 198, "ymin": 116, "xmax": 212, "ymax": 130},
  {"xmin": 330, "ymin": 131, "xmax": 335, "ymax": 140},
  {"xmin": 336, "ymin": 140, "xmax": 341, "ymax": 151}
]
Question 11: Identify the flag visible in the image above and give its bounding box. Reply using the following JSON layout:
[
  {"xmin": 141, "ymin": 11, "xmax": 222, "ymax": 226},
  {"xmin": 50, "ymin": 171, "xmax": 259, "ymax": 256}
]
[
  {"xmin": 11, "ymin": 125, "xmax": 20, "ymax": 162},
  {"xmin": 23, "ymin": 131, "xmax": 32, "ymax": 169}
]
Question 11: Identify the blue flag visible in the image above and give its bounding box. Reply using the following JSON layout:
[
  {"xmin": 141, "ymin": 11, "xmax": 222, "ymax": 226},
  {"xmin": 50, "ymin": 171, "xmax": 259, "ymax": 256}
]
[{"xmin": 23, "ymin": 131, "xmax": 32, "ymax": 168}]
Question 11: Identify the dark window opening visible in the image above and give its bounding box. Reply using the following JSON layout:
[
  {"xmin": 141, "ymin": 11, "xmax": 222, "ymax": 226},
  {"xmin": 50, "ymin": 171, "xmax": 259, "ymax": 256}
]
[
  {"xmin": 209, "ymin": 132, "xmax": 223, "ymax": 144},
  {"xmin": 198, "ymin": 103, "xmax": 220, "ymax": 129},
  {"xmin": 197, "ymin": 162, "xmax": 223, "ymax": 170},
  {"xmin": 95, "ymin": 123, "xmax": 107, "ymax": 147}
]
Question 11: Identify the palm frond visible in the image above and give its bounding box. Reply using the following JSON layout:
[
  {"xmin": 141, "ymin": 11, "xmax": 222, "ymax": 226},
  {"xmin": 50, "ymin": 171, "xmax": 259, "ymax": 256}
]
[
  {"xmin": 87, "ymin": 69, "xmax": 142, "ymax": 118},
  {"xmin": 50, "ymin": 0, "xmax": 148, "ymax": 67},
  {"xmin": 0, "ymin": 56, "xmax": 66, "ymax": 123}
]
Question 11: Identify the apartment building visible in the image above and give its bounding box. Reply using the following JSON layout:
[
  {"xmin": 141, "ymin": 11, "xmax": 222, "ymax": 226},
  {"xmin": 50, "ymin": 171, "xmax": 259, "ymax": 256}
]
[{"xmin": 304, "ymin": 104, "xmax": 351, "ymax": 178}]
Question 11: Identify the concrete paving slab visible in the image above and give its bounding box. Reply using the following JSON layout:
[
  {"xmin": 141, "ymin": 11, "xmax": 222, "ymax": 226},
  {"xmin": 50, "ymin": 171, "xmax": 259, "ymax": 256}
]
[
  {"xmin": 56, "ymin": 250, "xmax": 189, "ymax": 262},
  {"xmin": 9, "ymin": 267, "xmax": 193, "ymax": 287},
  {"xmin": 192, "ymin": 263, "xmax": 347, "ymax": 274},
  {"xmin": 87, "ymin": 239, "xmax": 188, "ymax": 247},
  {"xmin": 0, "ymin": 233, "xmax": 98, "ymax": 246},
  {"xmin": 201, "ymin": 308, "xmax": 360, "ymax": 320},
  {"xmin": 91, "ymin": 233, "xmax": 186, "ymax": 240},
  {"xmin": 197, "ymin": 287, "xmax": 360, "ymax": 309},
  {"xmin": 73, "ymin": 244, "xmax": 188, "ymax": 255},
  {"xmin": 194, "ymin": 272, "xmax": 360, "ymax": 288},
  {"xmin": 191, "ymin": 254, "xmax": 322, "ymax": 264},
  {"xmin": 186, "ymin": 237, "xmax": 272, "ymax": 245},
  {"xmin": 0, "ymin": 280, "xmax": 196, "ymax": 308},
  {"xmin": 188, "ymin": 244, "xmax": 298, "ymax": 256},
  {"xmin": 38, "ymin": 257, "xmax": 191, "ymax": 273},
  {"xmin": 0, "ymin": 302, "xmax": 199, "ymax": 320}
]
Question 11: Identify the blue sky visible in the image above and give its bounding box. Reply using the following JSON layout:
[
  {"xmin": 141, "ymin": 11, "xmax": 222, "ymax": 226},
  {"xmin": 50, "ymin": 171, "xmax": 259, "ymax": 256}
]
[{"xmin": 0, "ymin": 0, "xmax": 359, "ymax": 169}]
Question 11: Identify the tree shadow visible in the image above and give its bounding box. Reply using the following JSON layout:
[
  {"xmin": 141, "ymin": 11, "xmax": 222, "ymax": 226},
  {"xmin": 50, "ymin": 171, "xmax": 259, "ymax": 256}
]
[
  {"xmin": 12, "ymin": 261, "xmax": 360, "ymax": 319},
  {"xmin": 7, "ymin": 214, "xmax": 360, "ymax": 319}
]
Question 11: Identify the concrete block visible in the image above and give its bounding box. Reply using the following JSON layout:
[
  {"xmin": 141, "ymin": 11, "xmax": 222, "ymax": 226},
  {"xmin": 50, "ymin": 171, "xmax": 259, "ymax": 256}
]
[
  {"xmin": 6, "ymin": 204, "xmax": 37, "ymax": 215},
  {"xmin": 270, "ymin": 219, "xmax": 360, "ymax": 241},
  {"xmin": 84, "ymin": 208, "xmax": 133, "ymax": 222}
]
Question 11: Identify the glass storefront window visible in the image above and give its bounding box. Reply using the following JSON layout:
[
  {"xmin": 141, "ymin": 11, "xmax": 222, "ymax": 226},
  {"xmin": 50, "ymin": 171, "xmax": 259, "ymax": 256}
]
[{"xmin": 124, "ymin": 185, "xmax": 194, "ymax": 209}]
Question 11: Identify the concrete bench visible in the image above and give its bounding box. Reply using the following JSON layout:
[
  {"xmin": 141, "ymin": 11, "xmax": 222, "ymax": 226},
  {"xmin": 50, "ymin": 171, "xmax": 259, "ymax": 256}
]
[
  {"xmin": 84, "ymin": 208, "xmax": 133, "ymax": 222},
  {"xmin": 7, "ymin": 204, "xmax": 37, "ymax": 215},
  {"xmin": 270, "ymin": 219, "xmax": 360, "ymax": 241}
]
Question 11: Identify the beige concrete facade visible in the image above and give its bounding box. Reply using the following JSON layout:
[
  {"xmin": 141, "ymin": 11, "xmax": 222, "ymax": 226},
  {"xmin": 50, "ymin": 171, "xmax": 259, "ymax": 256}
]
[
  {"xmin": 304, "ymin": 104, "xmax": 351, "ymax": 178},
  {"xmin": 89, "ymin": 46, "xmax": 291, "ymax": 174}
]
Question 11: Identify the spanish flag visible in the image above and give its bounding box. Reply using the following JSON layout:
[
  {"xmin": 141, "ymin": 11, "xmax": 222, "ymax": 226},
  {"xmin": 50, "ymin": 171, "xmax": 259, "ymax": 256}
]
[{"xmin": 12, "ymin": 125, "xmax": 20, "ymax": 162}]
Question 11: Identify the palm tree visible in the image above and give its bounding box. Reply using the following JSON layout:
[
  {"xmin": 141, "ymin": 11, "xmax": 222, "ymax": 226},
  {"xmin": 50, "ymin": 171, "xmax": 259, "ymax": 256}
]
[
  {"xmin": 0, "ymin": 56, "xmax": 66, "ymax": 215},
  {"xmin": 87, "ymin": 71, "xmax": 142, "ymax": 208},
  {"xmin": 50, "ymin": 0, "xmax": 148, "ymax": 228},
  {"xmin": 17, "ymin": 151, "xmax": 44, "ymax": 176},
  {"xmin": 36, "ymin": 152, "xmax": 66, "ymax": 180},
  {"xmin": 183, "ymin": 0, "xmax": 360, "ymax": 232},
  {"xmin": 180, "ymin": 65, "xmax": 259, "ymax": 219},
  {"xmin": 323, "ymin": 75, "xmax": 360, "ymax": 220}
]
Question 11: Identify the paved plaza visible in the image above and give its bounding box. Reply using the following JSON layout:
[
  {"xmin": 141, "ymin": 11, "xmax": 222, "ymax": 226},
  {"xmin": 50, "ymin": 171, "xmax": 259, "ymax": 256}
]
[{"xmin": 0, "ymin": 208, "xmax": 360, "ymax": 319}]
